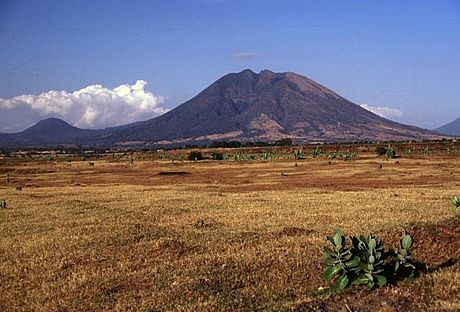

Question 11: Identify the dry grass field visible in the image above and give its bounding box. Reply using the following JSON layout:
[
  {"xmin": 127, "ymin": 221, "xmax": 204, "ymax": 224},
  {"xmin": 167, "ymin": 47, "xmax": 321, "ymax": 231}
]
[{"xmin": 1, "ymin": 144, "xmax": 460, "ymax": 311}]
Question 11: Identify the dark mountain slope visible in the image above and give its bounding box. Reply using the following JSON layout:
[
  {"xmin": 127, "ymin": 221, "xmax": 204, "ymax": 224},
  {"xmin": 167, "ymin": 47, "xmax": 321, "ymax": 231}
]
[
  {"xmin": 0, "ymin": 118, "xmax": 100, "ymax": 147},
  {"xmin": 435, "ymin": 117, "xmax": 460, "ymax": 136}
]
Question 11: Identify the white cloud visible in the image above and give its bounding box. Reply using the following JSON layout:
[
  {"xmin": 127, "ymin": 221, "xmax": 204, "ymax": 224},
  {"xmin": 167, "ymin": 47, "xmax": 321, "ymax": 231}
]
[
  {"xmin": 233, "ymin": 52, "xmax": 257, "ymax": 61},
  {"xmin": 360, "ymin": 104, "xmax": 403, "ymax": 119},
  {"xmin": 0, "ymin": 80, "xmax": 168, "ymax": 131}
]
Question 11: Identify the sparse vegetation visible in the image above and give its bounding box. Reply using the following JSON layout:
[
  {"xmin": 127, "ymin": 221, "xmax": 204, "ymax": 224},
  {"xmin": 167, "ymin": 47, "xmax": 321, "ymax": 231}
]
[
  {"xmin": 1, "ymin": 143, "xmax": 460, "ymax": 310},
  {"xmin": 0, "ymin": 199, "xmax": 6, "ymax": 209}
]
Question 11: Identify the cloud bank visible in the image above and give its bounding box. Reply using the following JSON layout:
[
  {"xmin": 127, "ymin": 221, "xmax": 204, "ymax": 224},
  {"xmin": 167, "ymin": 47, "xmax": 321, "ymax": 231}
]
[
  {"xmin": 360, "ymin": 104, "xmax": 403, "ymax": 119},
  {"xmin": 0, "ymin": 81, "xmax": 167, "ymax": 132}
]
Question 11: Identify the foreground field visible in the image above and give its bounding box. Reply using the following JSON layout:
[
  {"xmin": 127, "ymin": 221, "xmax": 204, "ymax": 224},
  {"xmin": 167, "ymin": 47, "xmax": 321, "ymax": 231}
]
[{"xmin": 1, "ymin": 149, "xmax": 460, "ymax": 311}]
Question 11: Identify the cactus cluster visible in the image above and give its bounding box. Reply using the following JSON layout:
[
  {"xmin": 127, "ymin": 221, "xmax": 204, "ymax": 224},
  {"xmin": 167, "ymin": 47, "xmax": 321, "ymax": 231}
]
[
  {"xmin": 323, "ymin": 229, "xmax": 416, "ymax": 291},
  {"xmin": 0, "ymin": 199, "xmax": 6, "ymax": 209}
]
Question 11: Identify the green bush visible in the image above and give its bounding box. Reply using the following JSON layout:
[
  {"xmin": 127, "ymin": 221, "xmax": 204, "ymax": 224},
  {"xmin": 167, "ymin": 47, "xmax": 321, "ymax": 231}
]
[
  {"xmin": 0, "ymin": 199, "xmax": 6, "ymax": 209},
  {"xmin": 385, "ymin": 148, "xmax": 396, "ymax": 159},
  {"xmin": 323, "ymin": 229, "xmax": 416, "ymax": 291},
  {"xmin": 188, "ymin": 151, "xmax": 203, "ymax": 161}
]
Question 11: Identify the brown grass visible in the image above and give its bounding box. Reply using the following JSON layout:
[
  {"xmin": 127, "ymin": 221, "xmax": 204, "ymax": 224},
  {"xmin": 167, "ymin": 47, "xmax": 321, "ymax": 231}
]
[{"xmin": 1, "ymin": 148, "xmax": 460, "ymax": 311}]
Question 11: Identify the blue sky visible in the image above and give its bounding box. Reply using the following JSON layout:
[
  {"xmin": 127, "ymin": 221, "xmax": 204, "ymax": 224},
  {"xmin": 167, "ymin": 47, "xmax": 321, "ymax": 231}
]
[{"xmin": 0, "ymin": 0, "xmax": 459, "ymax": 131}]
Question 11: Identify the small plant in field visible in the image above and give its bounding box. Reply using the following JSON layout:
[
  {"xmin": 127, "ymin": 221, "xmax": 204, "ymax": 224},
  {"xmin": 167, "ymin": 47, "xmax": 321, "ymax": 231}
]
[
  {"xmin": 323, "ymin": 229, "xmax": 361, "ymax": 291},
  {"xmin": 188, "ymin": 151, "xmax": 203, "ymax": 161},
  {"xmin": 350, "ymin": 234, "xmax": 387, "ymax": 289},
  {"xmin": 234, "ymin": 152, "xmax": 243, "ymax": 161},
  {"xmin": 392, "ymin": 233, "xmax": 416, "ymax": 277},
  {"xmin": 385, "ymin": 148, "xmax": 396, "ymax": 159},
  {"xmin": 260, "ymin": 152, "xmax": 275, "ymax": 161},
  {"xmin": 322, "ymin": 229, "xmax": 416, "ymax": 292},
  {"xmin": 88, "ymin": 162, "xmax": 95, "ymax": 167},
  {"xmin": 404, "ymin": 148, "xmax": 412, "ymax": 156},
  {"xmin": 421, "ymin": 146, "xmax": 431, "ymax": 156},
  {"xmin": 328, "ymin": 151, "xmax": 341, "ymax": 160},
  {"xmin": 293, "ymin": 150, "xmax": 305, "ymax": 160},
  {"xmin": 452, "ymin": 196, "xmax": 460, "ymax": 214},
  {"xmin": 5, "ymin": 173, "xmax": 11, "ymax": 185},
  {"xmin": 0, "ymin": 199, "xmax": 6, "ymax": 209},
  {"xmin": 311, "ymin": 147, "xmax": 323, "ymax": 158},
  {"xmin": 342, "ymin": 151, "xmax": 358, "ymax": 161}
]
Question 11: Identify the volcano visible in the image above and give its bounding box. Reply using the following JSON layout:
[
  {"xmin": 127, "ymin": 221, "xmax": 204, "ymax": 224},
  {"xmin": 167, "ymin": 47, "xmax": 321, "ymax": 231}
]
[{"xmin": 100, "ymin": 69, "xmax": 442, "ymax": 145}]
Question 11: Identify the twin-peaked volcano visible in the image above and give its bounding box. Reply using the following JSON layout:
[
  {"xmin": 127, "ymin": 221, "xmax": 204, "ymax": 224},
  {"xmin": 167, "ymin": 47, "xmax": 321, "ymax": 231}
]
[
  {"xmin": 101, "ymin": 69, "xmax": 441, "ymax": 145},
  {"xmin": 0, "ymin": 69, "xmax": 445, "ymax": 148}
]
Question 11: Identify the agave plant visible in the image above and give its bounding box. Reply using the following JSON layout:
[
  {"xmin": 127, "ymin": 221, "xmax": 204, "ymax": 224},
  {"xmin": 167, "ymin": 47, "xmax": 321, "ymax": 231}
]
[
  {"xmin": 351, "ymin": 234, "xmax": 387, "ymax": 289},
  {"xmin": 323, "ymin": 229, "xmax": 360, "ymax": 291},
  {"xmin": 394, "ymin": 233, "xmax": 416, "ymax": 277}
]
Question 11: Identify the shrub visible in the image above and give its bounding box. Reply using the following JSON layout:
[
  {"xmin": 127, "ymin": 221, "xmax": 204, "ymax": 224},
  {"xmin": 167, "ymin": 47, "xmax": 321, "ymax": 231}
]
[
  {"xmin": 323, "ymin": 229, "xmax": 416, "ymax": 291},
  {"xmin": 0, "ymin": 199, "xmax": 6, "ymax": 209},
  {"xmin": 211, "ymin": 152, "xmax": 224, "ymax": 160},
  {"xmin": 274, "ymin": 138, "xmax": 292, "ymax": 146},
  {"xmin": 188, "ymin": 151, "xmax": 203, "ymax": 161},
  {"xmin": 375, "ymin": 146, "xmax": 388, "ymax": 156},
  {"xmin": 385, "ymin": 148, "xmax": 396, "ymax": 159}
]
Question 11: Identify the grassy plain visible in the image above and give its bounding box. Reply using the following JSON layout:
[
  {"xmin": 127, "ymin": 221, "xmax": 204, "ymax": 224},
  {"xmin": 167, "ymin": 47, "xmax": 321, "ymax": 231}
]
[{"xmin": 1, "ymin": 144, "xmax": 460, "ymax": 311}]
